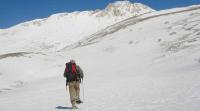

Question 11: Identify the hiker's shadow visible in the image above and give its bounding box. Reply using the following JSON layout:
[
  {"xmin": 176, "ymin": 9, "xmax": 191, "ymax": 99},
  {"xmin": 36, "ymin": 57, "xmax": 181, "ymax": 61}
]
[{"xmin": 55, "ymin": 106, "xmax": 72, "ymax": 110}]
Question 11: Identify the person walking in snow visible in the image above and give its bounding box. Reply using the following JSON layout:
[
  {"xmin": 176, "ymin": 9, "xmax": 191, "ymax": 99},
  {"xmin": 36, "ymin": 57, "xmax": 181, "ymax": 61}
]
[{"xmin": 64, "ymin": 59, "xmax": 84, "ymax": 109}]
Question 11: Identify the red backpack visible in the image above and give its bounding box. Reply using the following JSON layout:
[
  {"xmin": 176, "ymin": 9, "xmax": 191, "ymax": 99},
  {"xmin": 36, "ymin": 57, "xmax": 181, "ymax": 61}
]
[{"xmin": 64, "ymin": 62, "xmax": 78, "ymax": 82}]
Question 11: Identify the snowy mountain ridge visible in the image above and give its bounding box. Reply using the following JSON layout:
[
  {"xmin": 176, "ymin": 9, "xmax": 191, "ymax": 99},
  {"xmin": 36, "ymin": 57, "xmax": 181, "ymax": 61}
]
[
  {"xmin": 1, "ymin": 1, "xmax": 154, "ymax": 30},
  {"xmin": 0, "ymin": 1, "xmax": 154, "ymax": 54}
]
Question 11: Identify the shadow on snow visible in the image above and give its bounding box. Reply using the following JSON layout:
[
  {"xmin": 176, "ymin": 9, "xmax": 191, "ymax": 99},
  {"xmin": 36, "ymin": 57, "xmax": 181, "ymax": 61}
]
[{"xmin": 55, "ymin": 106, "xmax": 73, "ymax": 110}]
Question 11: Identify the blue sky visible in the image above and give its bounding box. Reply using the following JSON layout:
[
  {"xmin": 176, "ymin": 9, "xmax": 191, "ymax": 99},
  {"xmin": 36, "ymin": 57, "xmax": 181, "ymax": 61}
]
[{"xmin": 0, "ymin": 0, "xmax": 200, "ymax": 29}]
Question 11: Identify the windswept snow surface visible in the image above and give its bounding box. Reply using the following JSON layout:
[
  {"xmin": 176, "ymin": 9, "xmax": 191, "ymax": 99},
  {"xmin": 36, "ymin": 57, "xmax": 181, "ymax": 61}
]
[{"xmin": 1, "ymin": 4, "xmax": 200, "ymax": 111}]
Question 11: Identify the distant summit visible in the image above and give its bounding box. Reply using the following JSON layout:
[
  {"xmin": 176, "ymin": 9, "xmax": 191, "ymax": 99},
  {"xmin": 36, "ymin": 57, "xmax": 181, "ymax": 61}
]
[
  {"xmin": 46, "ymin": 1, "xmax": 155, "ymax": 18},
  {"xmin": 96, "ymin": 1, "xmax": 155, "ymax": 17}
]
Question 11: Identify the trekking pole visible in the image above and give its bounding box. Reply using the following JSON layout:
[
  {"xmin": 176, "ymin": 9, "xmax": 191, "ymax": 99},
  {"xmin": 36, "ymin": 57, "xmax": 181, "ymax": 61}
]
[
  {"xmin": 81, "ymin": 80, "xmax": 85, "ymax": 102},
  {"xmin": 81, "ymin": 79, "xmax": 87, "ymax": 111}
]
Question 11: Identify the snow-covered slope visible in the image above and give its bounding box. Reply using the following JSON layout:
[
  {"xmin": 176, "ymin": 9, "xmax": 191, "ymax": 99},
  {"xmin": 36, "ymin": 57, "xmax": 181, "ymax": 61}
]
[
  {"xmin": 0, "ymin": 1, "xmax": 154, "ymax": 53},
  {"xmin": 0, "ymin": 3, "xmax": 200, "ymax": 111}
]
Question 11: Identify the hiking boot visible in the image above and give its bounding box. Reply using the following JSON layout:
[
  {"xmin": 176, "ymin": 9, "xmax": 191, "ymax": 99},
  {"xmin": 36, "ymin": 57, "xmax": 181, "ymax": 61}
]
[
  {"xmin": 72, "ymin": 105, "xmax": 78, "ymax": 109},
  {"xmin": 76, "ymin": 100, "xmax": 83, "ymax": 104}
]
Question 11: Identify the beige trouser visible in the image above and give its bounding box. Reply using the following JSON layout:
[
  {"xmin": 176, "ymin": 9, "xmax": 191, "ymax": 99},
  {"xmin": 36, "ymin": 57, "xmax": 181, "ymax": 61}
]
[{"xmin": 68, "ymin": 81, "xmax": 80, "ymax": 107}]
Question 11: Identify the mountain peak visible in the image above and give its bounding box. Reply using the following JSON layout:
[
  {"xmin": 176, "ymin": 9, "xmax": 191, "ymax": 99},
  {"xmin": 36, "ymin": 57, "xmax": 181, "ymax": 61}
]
[{"xmin": 96, "ymin": 0, "xmax": 155, "ymax": 17}]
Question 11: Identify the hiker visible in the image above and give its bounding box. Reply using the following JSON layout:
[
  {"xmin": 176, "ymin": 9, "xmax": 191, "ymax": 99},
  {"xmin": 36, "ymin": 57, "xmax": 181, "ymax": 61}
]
[{"xmin": 64, "ymin": 59, "xmax": 84, "ymax": 109}]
